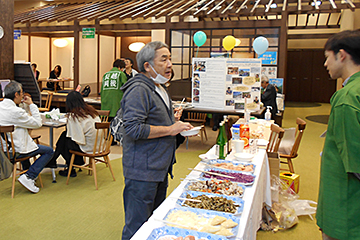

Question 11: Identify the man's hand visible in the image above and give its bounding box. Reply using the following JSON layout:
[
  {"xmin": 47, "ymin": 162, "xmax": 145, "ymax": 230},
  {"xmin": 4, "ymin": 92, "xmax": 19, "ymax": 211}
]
[
  {"xmin": 23, "ymin": 94, "xmax": 33, "ymax": 105},
  {"xmin": 169, "ymin": 121, "xmax": 193, "ymax": 136},
  {"xmin": 174, "ymin": 107, "xmax": 183, "ymax": 121}
]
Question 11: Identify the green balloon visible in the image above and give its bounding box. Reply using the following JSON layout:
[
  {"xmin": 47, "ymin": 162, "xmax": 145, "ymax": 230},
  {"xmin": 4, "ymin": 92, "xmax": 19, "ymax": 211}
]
[{"xmin": 194, "ymin": 31, "xmax": 207, "ymax": 47}]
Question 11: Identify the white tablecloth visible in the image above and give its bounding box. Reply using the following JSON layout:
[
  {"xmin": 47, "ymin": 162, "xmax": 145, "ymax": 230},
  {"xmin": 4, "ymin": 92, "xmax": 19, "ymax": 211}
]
[{"xmin": 131, "ymin": 149, "xmax": 271, "ymax": 240}]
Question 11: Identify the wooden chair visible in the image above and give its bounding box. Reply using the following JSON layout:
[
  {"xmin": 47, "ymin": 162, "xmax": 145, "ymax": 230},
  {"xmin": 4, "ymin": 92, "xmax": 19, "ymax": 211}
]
[
  {"xmin": 38, "ymin": 92, "xmax": 53, "ymax": 112},
  {"xmin": 184, "ymin": 112, "xmax": 208, "ymax": 143},
  {"xmin": 66, "ymin": 122, "xmax": 115, "ymax": 190},
  {"xmin": 96, "ymin": 110, "xmax": 110, "ymax": 122},
  {"xmin": 280, "ymin": 118, "xmax": 306, "ymax": 173},
  {"xmin": 266, "ymin": 124, "xmax": 285, "ymax": 153},
  {"xmin": 0, "ymin": 125, "xmax": 43, "ymax": 198}
]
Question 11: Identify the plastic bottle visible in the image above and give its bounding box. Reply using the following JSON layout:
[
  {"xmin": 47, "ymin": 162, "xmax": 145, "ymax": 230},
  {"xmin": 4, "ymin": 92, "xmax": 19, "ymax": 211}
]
[
  {"xmin": 215, "ymin": 122, "xmax": 227, "ymax": 159},
  {"xmin": 232, "ymin": 124, "xmax": 240, "ymax": 140},
  {"xmin": 265, "ymin": 106, "xmax": 272, "ymax": 121}
]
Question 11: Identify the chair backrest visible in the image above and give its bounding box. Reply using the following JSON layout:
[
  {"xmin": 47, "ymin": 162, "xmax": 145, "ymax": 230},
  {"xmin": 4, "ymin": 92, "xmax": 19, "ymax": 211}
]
[
  {"xmin": 267, "ymin": 124, "xmax": 285, "ymax": 153},
  {"xmin": 0, "ymin": 125, "xmax": 16, "ymax": 160},
  {"xmin": 93, "ymin": 122, "xmax": 113, "ymax": 155},
  {"xmin": 187, "ymin": 112, "xmax": 207, "ymax": 123},
  {"xmin": 96, "ymin": 110, "xmax": 110, "ymax": 122},
  {"xmin": 44, "ymin": 92, "xmax": 53, "ymax": 110},
  {"xmin": 289, "ymin": 118, "xmax": 306, "ymax": 157}
]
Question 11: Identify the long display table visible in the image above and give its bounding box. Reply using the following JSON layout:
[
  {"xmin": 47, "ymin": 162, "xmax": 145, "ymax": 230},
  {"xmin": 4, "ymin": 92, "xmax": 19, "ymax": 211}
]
[{"xmin": 131, "ymin": 148, "xmax": 271, "ymax": 240}]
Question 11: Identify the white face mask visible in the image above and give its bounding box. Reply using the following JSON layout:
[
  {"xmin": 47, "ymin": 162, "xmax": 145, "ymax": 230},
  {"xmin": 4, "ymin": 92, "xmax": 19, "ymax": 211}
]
[{"xmin": 149, "ymin": 64, "xmax": 169, "ymax": 84}]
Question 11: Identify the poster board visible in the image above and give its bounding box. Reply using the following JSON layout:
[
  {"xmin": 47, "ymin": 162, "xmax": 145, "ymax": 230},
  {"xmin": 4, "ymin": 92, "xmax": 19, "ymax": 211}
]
[{"xmin": 192, "ymin": 58, "xmax": 261, "ymax": 111}]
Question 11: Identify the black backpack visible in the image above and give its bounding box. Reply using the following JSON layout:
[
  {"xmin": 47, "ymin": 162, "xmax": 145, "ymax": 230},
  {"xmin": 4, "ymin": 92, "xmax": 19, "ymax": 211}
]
[
  {"xmin": 110, "ymin": 107, "xmax": 124, "ymax": 145},
  {"xmin": 81, "ymin": 85, "xmax": 91, "ymax": 97}
]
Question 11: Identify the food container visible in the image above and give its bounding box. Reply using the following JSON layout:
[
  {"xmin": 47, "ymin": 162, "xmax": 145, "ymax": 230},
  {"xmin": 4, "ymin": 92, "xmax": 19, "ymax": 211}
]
[
  {"xmin": 177, "ymin": 191, "xmax": 244, "ymax": 215},
  {"xmin": 201, "ymin": 168, "xmax": 256, "ymax": 185},
  {"xmin": 163, "ymin": 206, "xmax": 240, "ymax": 237},
  {"xmin": 206, "ymin": 159, "xmax": 255, "ymax": 173},
  {"xmin": 184, "ymin": 178, "xmax": 245, "ymax": 197}
]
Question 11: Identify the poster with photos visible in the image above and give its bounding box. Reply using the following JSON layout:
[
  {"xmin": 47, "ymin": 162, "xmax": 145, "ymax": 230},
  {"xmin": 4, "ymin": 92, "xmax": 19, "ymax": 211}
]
[
  {"xmin": 192, "ymin": 58, "xmax": 261, "ymax": 111},
  {"xmin": 261, "ymin": 66, "xmax": 277, "ymax": 80}
]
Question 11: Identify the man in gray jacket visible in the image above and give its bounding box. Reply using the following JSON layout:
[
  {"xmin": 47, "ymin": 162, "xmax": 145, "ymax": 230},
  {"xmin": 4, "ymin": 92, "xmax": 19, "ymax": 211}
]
[{"xmin": 120, "ymin": 41, "xmax": 193, "ymax": 239}]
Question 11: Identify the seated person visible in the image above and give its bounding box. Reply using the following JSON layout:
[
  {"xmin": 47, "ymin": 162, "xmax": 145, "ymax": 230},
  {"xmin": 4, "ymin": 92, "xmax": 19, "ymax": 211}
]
[
  {"xmin": 47, "ymin": 65, "xmax": 62, "ymax": 91},
  {"xmin": 47, "ymin": 91, "xmax": 101, "ymax": 177},
  {"xmin": 0, "ymin": 81, "xmax": 54, "ymax": 193},
  {"xmin": 31, "ymin": 63, "xmax": 40, "ymax": 80}
]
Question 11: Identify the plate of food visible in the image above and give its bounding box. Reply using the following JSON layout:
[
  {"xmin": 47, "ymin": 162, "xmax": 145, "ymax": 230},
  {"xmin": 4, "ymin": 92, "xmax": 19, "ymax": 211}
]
[
  {"xmin": 184, "ymin": 178, "xmax": 245, "ymax": 197},
  {"xmin": 201, "ymin": 168, "xmax": 256, "ymax": 185},
  {"xmin": 180, "ymin": 126, "xmax": 202, "ymax": 137},
  {"xmin": 162, "ymin": 207, "xmax": 240, "ymax": 237},
  {"xmin": 206, "ymin": 159, "xmax": 255, "ymax": 173},
  {"xmin": 177, "ymin": 191, "xmax": 244, "ymax": 215}
]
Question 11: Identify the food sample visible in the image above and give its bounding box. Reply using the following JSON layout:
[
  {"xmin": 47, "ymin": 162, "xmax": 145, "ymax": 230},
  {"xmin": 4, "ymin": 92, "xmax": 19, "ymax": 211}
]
[
  {"xmin": 164, "ymin": 209, "xmax": 237, "ymax": 237},
  {"xmin": 183, "ymin": 194, "xmax": 239, "ymax": 213},
  {"xmin": 211, "ymin": 216, "xmax": 227, "ymax": 226},
  {"xmin": 216, "ymin": 227, "xmax": 234, "ymax": 236},
  {"xmin": 212, "ymin": 162, "xmax": 254, "ymax": 172},
  {"xmin": 203, "ymin": 170, "xmax": 255, "ymax": 184},
  {"xmin": 187, "ymin": 179, "xmax": 244, "ymax": 197},
  {"xmin": 221, "ymin": 219, "xmax": 238, "ymax": 228},
  {"xmin": 158, "ymin": 236, "xmax": 203, "ymax": 240}
]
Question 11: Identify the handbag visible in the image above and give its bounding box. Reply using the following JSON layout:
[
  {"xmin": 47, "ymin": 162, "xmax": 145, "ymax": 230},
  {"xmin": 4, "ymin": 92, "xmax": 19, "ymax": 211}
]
[
  {"xmin": 0, "ymin": 149, "xmax": 13, "ymax": 181},
  {"xmin": 81, "ymin": 85, "xmax": 91, "ymax": 97}
]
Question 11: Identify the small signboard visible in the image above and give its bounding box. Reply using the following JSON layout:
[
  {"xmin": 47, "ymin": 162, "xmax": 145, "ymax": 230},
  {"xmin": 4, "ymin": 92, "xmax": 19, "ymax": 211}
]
[
  {"xmin": 258, "ymin": 51, "xmax": 277, "ymax": 65},
  {"xmin": 14, "ymin": 29, "xmax": 21, "ymax": 40},
  {"xmin": 269, "ymin": 78, "xmax": 283, "ymax": 94},
  {"xmin": 82, "ymin": 28, "xmax": 95, "ymax": 39}
]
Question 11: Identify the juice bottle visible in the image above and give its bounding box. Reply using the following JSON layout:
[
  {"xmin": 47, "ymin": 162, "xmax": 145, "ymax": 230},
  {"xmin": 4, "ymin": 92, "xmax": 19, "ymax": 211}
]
[{"xmin": 240, "ymin": 123, "xmax": 250, "ymax": 147}]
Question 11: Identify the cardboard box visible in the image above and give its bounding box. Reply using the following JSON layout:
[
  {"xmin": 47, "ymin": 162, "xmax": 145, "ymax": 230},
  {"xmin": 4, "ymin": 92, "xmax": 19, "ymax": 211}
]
[
  {"xmin": 280, "ymin": 172, "xmax": 300, "ymax": 193},
  {"xmin": 267, "ymin": 152, "xmax": 280, "ymax": 178}
]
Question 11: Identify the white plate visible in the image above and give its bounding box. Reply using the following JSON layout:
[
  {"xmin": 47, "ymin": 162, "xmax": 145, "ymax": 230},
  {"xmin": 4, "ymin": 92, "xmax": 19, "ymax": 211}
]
[
  {"xmin": 198, "ymin": 153, "xmax": 217, "ymax": 161},
  {"xmin": 234, "ymin": 152, "xmax": 254, "ymax": 162},
  {"xmin": 180, "ymin": 126, "xmax": 201, "ymax": 137}
]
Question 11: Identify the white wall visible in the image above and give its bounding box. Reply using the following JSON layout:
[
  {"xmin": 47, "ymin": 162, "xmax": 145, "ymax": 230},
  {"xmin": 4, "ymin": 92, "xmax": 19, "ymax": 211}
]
[
  {"xmin": 79, "ymin": 34, "xmax": 97, "ymax": 85},
  {"xmin": 14, "ymin": 35, "xmax": 28, "ymax": 62},
  {"xmin": 99, "ymin": 35, "xmax": 115, "ymax": 82},
  {"xmin": 31, "ymin": 37, "xmax": 50, "ymax": 79}
]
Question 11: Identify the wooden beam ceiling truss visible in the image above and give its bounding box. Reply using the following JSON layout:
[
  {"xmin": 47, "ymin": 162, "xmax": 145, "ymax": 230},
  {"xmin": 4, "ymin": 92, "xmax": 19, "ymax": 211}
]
[{"xmin": 14, "ymin": 0, "xmax": 360, "ymax": 30}]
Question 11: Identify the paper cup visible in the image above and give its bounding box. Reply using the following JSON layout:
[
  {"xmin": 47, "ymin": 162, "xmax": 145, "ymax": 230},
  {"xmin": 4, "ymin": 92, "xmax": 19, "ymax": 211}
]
[{"xmin": 233, "ymin": 139, "xmax": 245, "ymax": 153}]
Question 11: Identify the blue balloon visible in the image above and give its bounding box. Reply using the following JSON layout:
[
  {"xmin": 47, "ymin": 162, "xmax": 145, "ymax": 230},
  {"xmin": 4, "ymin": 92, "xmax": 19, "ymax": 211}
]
[
  {"xmin": 193, "ymin": 31, "xmax": 207, "ymax": 47},
  {"xmin": 253, "ymin": 36, "xmax": 269, "ymax": 55}
]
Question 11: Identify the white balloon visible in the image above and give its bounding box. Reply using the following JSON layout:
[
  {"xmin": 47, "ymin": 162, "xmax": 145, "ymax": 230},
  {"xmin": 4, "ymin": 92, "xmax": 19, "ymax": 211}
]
[{"xmin": 253, "ymin": 36, "xmax": 269, "ymax": 55}]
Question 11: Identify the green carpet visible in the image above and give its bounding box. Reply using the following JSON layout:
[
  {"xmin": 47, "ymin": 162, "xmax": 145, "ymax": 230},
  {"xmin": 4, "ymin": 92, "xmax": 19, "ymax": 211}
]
[{"xmin": 0, "ymin": 103, "xmax": 330, "ymax": 240}]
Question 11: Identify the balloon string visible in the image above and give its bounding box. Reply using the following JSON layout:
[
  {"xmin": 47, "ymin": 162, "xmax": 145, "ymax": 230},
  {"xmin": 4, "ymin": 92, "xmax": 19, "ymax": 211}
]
[{"xmin": 196, "ymin": 46, "xmax": 199, "ymax": 58}]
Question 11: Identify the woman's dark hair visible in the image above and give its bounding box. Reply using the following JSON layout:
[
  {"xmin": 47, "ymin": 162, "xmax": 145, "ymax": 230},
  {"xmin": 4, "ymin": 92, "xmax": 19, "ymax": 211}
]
[
  {"xmin": 324, "ymin": 30, "xmax": 360, "ymax": 65},
  {"xmin": 113, "ymin": 59, "xmax": 125, "ymax": 69},
  {"xmin": 125, "ymin": 57, "xmax": 134, "ymax": 66},
  {"xmin": 54, "ymin": 65, "xmax": 62, "ymax": 77},
  {"xmin": 66, "ymin": 91, "xmax": 98, "ymax": 120}
]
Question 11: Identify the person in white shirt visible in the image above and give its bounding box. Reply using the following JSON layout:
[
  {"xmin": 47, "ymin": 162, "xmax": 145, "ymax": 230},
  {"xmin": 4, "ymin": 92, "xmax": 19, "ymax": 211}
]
[
  {"xmin": 0, "ymin": 81, "xmax": 54, "ymax": 194},
  {"xmin": 47, "ymin": 91, "xmax": 100, "ymax": 177}
]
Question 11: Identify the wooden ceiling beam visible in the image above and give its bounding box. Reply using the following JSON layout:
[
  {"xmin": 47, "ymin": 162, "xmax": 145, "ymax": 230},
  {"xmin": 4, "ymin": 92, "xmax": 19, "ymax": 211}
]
[
  {"xmin": 65, "ymin": 1, "xmax": 118, "ymax": 22},
  {"xmin": 153, "ymin": 0, "xmax": 188, "ymax": 18},
  {"xmin": 143, "ymin": 0, "xmax": 180, "ymax": 19},
  {"xmin": 167, "ymin": 0, "xmax": 197, "ymax": 17},
  {"xmin": 31, "ymin": 3, "xmax": 82, "ymax": 23},
  {"xmin": 20, "ymin": 3, "xmax": 73, "ymax": 23},
  {"xmin": 94, "ymin": 1, "xmax": 140, "ymax": 21},
  {"xmin": 235, "ymin": 0, "xmax": 248, "ymax": 14},
  {"xmin": 108, "ymin": 0, "xmax": 151, "ymax": 20},
  {"xmin": 207, "ymin": 0, "xmax": 225, "ymax": 14},
  {"xmin": 45, "ymin": 2, "xmax": 93, "ymax": 22},
  {"xmin": 194, "ymin": 0, "xmax": 216, "ymax": 15},
  {"xmin": 221, "ymin": 0, "xmax": 238, "ymax": 14},
  {"xmin": 288, "ymin": 33, "xmax": 333, "ymax": 39},
  {"xmin": 131, "ymin": 0, "xmax": 169, "ymax": 19},
  {"xmin": 120, "ymin": 1, "xmax": 155, "ymax": 19}
]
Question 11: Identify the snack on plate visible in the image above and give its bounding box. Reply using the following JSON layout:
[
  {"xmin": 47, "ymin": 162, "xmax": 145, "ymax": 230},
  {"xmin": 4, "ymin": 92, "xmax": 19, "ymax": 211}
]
[
  {"xmin": 203, "ymin": 169, "xmax": 255, "ymax": 184},
  {"xmin": 216, "ymin": 227, "xmax": 234, "ymax": 236},
  {"xmin": 221, "ymin": 219, "xmax": 238, "ymax": 228},
  {"xmin": 158, "ymin": 236, "xmax": 202, "ymax": 240},
  {"xmin": 164, "ymin": 209, "xmax": 238, "ymax": 237},
  {"xmin": 212, "ymin": 162, "xmax": 254, "ymax": 172},
  {"xmin": 211, "ymin": 216, "xmax": 227, "ymax": 226},
  {"xmin": 187, "ymin": 179, "xmax": 244, "ymax": 197},
  {"xmin": 183, "ymin": 194, "xmax": 239, "ymax": 213}
]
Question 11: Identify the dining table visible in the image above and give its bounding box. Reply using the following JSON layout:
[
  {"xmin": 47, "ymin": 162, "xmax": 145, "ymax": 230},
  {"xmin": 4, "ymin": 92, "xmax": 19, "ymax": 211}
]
[{"xmin": 131, "ymin": 143, "xmax": 272, "ymax": 240}]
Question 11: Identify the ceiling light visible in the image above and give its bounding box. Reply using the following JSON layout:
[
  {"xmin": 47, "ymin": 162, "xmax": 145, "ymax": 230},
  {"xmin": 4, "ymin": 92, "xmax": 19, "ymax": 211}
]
[
  {"xmin": 311, "ymin": 1, "xmax": 322, "ymax": 6},
  {"xmin": 53, "ymin": 39, "xmax": 68, "ymax": 48},
  {"xmin": 270, "ymin": 3, "xmax": 277, "ymax": 8},
  {"xmin": 129, "ymin": 42, "xmax": 145, "ymax": 52}
]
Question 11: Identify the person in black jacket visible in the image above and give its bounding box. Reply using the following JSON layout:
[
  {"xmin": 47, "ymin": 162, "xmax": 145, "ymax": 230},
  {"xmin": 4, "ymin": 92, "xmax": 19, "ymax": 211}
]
[
  {"xmin": 261, "ymin": 77, "xmax": 278, "ymax": 119},
  {"xmin": 47, "ymin": 65, "xmax": 62, "ymax": 91},
  {"xmin": 31, "ymin": 63, "xmax": 40, "ymax": 80}
]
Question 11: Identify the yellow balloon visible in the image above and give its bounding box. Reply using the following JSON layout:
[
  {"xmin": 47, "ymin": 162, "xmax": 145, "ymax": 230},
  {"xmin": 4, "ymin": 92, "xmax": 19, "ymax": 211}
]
[{"xmin": 223, "ymin": 35, "xmax": 236, "ymax": 51}]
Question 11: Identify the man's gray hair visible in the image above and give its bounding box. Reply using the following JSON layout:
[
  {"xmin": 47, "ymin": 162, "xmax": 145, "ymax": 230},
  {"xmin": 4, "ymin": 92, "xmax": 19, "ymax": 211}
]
[
  {"xmin": 136, "ymin": 41, "xmax": 169, "ymax": 73},
  {"xmin": 261, "ymin": 75, "xmax": 269, "ymax": 83},
  {"xmin": 4, "ymin": 81, "xmax": 22, "ymax": 100}
]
